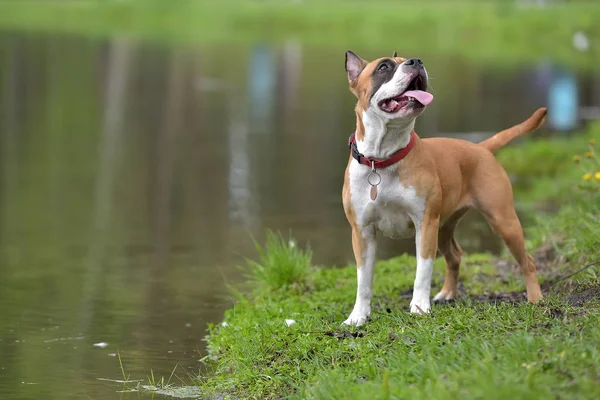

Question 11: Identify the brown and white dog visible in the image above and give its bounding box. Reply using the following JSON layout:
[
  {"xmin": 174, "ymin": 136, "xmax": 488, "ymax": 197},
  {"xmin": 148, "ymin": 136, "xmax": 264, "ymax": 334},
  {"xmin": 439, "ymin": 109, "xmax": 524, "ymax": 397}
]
[{"xmin": 341, "ymin": 50, "xmax": 546, "ymax": 326}]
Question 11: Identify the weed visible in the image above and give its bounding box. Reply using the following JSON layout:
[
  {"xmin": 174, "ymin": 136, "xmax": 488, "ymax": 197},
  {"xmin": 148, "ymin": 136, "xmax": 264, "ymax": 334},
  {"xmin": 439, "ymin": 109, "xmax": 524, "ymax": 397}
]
[{"xmin": 244, "ymin": 230, "xmax": 313, "ymax": 293}]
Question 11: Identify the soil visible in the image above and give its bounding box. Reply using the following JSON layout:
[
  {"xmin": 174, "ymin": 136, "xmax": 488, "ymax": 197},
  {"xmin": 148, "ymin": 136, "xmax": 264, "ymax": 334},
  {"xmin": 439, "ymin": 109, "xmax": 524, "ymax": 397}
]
[
  {"xmin": 323, "ymin": 330, "xmax": 365, "ymax": 340},
  {"xmin": 567, "ymin": 285, "xmax": 600, "ymax": 306}
]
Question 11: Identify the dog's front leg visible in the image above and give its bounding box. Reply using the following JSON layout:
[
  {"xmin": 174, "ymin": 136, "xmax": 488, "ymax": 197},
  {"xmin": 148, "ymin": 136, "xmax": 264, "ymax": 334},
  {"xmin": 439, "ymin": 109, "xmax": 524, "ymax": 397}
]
[
  {"xmin": 410, "ymin": 213, "xmax": 440, "ymax": 314},
  {"xmin": 343, "ymin": 227, "xmax": 377, "ymax": 327}
]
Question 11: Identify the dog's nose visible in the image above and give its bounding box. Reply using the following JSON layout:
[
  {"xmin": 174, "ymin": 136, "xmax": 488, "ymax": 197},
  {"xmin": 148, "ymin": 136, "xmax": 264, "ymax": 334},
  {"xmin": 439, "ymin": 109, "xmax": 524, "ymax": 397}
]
[{"xmin": 404, "ymin": 58, "xmax": 423, "ymax": 68}]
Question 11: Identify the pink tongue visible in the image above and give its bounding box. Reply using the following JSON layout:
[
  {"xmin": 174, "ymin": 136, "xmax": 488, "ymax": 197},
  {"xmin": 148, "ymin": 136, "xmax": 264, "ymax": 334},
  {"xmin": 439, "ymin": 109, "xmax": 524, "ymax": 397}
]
[{"xmin": 403, "ymin": 90, "xmax": 434, "ymax": 106}]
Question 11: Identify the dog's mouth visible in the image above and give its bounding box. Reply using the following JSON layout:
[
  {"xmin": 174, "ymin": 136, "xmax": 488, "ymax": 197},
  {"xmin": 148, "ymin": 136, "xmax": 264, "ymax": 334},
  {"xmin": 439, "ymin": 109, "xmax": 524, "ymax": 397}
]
[{"xmin": 378, "ymin": 75, "xmax": 433, "ymax": 114}]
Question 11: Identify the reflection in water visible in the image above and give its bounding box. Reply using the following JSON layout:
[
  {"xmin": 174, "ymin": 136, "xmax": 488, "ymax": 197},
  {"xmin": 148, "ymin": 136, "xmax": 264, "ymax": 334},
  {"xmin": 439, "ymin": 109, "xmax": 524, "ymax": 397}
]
[
  {"xmin": 548, "ymin": 66, "xmax": 579, "ymax": 131},
  {"xmin": 279, "ymin": 40, "xmax": 303, "ymax": 120},
  {"xmin": 228, "ymin": 83, "xmax": 259, "ymax": 229},
  {"xmin": 249, "ymin": 43, "xmax": 276, "ymax": 135},
  {"xmin": 81, "ymin": 37, "xmax": 132, "ymax": 333},
  {"xmin": 0, "ymin": 33, "xmax": 598, "ymax": 399}
]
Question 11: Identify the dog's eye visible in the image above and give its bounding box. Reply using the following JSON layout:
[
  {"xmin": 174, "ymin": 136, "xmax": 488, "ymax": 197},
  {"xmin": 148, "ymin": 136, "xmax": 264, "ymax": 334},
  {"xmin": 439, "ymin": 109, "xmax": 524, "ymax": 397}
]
[{"xmin": 377, "ymin": 63, "xmax": 389, "ymax": 72}]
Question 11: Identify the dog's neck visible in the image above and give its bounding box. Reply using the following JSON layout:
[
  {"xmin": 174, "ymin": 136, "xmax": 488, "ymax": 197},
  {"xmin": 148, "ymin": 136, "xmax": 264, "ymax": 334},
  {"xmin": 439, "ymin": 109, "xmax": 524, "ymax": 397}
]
[{"xmin": 355, "ymin": 108, "xmax": 415, "ymax": 159}]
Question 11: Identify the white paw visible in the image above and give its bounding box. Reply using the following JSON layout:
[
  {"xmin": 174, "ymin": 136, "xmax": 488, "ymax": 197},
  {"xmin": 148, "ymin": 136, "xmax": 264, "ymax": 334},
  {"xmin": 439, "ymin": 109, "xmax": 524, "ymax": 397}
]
[
  {"xmin": 342, "ymin": 306, "xmax": 371, "ymax": 327},
  {"xmin": 343, "ymin": 314, "xmax": 368, "ymax": 326},
  {"xmin": 410, "ymin": 299, "xmax": 431, "ymax": 314},
  {"xmin": 433, "ymin": 291, "xmax": 454, "ymax": 302}
]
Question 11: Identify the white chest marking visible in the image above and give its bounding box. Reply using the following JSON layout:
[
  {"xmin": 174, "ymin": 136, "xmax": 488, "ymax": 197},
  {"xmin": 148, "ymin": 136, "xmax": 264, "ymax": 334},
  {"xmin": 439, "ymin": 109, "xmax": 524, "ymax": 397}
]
[{"xmin": 349, "ymin": 160, "xmax": 425, "ymax": 239}]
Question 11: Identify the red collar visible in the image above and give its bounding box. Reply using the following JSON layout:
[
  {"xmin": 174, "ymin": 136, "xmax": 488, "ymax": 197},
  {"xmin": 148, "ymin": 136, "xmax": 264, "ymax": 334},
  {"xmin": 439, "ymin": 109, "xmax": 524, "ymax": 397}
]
[{"xmin": 348, "ymin": 131, "xmax": 418, "ymax": 169}]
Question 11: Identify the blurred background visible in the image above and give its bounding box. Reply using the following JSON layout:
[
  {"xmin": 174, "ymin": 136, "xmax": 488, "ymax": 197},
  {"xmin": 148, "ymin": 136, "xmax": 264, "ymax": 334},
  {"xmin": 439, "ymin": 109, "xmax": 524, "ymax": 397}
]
[{"xmin": 0, "ymin": 1, "xmax": 599, "ymax": 399}]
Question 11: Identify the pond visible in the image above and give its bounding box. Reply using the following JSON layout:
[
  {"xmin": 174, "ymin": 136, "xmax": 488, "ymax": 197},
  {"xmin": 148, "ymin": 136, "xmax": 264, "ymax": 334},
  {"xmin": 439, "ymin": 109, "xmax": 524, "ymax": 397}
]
[{"xmin": 0, "ymin": 32, "xmax": 598, "ymax": 399}]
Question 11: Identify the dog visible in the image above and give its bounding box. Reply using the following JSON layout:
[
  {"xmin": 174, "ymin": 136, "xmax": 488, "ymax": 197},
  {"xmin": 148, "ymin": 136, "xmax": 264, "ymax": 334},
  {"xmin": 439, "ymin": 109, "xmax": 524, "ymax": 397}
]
[{"xmin": 341, "ymin": 50, "xmax": 546, "ymax": 326}]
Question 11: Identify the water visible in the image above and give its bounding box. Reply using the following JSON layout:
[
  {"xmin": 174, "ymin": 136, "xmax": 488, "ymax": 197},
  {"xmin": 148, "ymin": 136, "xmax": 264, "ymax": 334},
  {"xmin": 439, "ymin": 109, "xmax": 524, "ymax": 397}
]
[{"xmin": 0, "ymin": 32, "xmax": 598, "ymax": 399}]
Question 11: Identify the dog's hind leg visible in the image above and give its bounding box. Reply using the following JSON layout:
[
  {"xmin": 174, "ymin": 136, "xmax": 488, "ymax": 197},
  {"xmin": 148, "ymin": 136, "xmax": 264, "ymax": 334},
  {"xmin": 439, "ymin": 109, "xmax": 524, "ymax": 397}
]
[
  {"xmin": 472, "ymin": 168, "xmax": 543, "ymax": 303},
  {"xmin": 433, "ymin": 208, "xmax": 469, "ymax": 302},
  {"xmin": 483, "ymin": 208, "xmax": 542, "ymax": 303}
]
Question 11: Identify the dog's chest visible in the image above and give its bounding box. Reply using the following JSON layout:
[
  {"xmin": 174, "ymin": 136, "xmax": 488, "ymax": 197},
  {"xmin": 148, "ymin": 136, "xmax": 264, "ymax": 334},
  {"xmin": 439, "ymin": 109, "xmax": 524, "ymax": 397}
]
[{"xmin": 349, "ymin": 161, "xmax": 424, "ymax": 238}]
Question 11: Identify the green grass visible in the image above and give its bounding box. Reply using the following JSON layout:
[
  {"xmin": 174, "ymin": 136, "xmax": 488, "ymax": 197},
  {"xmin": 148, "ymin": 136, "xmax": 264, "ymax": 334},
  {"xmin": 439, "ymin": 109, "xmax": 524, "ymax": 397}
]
[
  {"xmin": 518, "ymin": 128, "xmax": 600, "ymax": 261},
  {"xmin": 185, "ymin": 123, "xmax": 600, "ymax": 399},
  {"xmin": 198, "ymin": 253, "xmax": 600, "ymax": 399},
  {"xmin": 244, "ymin": 231, "xmax": 312, "ymax": 293},
  {"xmin": 0, "ymin": 1, "xmax": 599, "ymax": 68}
]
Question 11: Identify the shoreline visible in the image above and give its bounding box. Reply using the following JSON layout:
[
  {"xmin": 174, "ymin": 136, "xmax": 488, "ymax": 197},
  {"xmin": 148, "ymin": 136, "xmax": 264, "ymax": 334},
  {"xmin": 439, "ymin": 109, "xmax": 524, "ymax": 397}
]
[{"xmin": 142, "ymin": 123, "xmax": 600, "ymax": 398}]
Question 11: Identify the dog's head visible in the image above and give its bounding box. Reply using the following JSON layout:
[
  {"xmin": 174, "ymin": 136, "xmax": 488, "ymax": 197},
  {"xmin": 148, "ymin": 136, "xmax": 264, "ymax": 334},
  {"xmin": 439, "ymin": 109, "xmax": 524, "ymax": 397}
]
[{"xmin": 345, "ymin": 50, "xmax": 433, "ymax": 121}]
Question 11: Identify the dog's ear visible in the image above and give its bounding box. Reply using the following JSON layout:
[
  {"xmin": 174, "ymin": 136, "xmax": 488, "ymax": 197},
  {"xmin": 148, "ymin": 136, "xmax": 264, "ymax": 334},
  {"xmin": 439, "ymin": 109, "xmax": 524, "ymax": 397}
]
[
  {"xmin": 393, "ymin": 51, "xmax": 397, "ymax": 58},
  {"xmin": 345, "ymin": 50, "xmax": 367, "ymax": 84}
]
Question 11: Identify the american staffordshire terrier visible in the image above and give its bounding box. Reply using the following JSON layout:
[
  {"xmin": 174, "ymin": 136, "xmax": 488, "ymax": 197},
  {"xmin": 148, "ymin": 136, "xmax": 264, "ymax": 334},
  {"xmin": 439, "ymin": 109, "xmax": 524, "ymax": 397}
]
[{"xmin": 342, "ymin": 50, "xmax": 546, "ymax": 326}]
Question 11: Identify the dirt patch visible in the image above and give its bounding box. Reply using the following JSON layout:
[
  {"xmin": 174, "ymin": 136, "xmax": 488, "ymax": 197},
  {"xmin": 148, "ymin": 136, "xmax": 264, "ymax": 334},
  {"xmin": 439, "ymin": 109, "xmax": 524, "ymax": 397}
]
[
  {"xmin": 567, "ymin": 286, "xmax": 600, "ymax": 306},
  {"xmin": 324, "ymin": 330, "xmax": 364, "ymax": 341},
  {"xmin": 468, "ymin": 291, "xmax": 526, "ymax": 304},
  {"xmin": 463, "ymin": 285, "xmax": 600, "ymax": 307},
  {"xmin": 382, "ymin": 250, "xmax": 597, "ymax": 310},
  {"xmin": 549, "ymin": 307, "xmax": 565, "ymax": 319}
]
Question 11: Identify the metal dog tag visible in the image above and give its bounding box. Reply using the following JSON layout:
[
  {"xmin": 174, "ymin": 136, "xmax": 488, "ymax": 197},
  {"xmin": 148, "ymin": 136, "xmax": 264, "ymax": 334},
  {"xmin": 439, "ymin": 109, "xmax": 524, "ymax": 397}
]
[
  {"xmin": 370, "ymin": 185, "xmax": 378, "ymax": 200},
  {"xmin": 367, "ymin": 162, "xmax": 381, "ymax": 201}
]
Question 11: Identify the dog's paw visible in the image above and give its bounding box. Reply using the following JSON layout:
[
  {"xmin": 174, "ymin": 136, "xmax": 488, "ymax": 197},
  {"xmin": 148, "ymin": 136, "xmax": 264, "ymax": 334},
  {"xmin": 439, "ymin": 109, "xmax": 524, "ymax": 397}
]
[
  {"xmin": 343, "ymin": 302, "xmax": 371, "ymax": 326},
  {"xmin": 342, "ymin": 315, "xmax": 368, "ymax": 327},
  {"xmin": 342, "ymin": 308, "xmax": 370, "ymax": 326},
  {"xmin": 433, "ymin": 290, "xmax": 455, "ymax": 303},
  {"xmin": 409, "ymin": 300, "xmax": 431, "ymax": 314}
]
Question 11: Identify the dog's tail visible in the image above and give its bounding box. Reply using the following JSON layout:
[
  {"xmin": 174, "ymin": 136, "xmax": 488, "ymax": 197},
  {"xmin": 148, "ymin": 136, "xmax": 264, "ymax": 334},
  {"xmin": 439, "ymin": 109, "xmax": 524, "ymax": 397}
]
[{"xmin": 478, "ymin": 107, "xmax": 548, "ymax": 154}]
